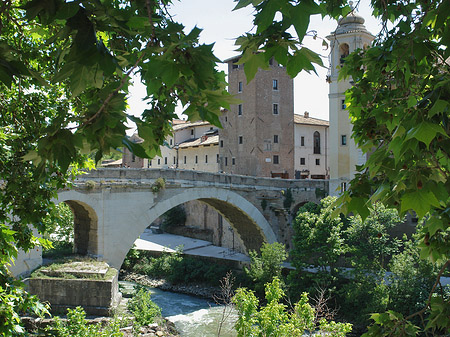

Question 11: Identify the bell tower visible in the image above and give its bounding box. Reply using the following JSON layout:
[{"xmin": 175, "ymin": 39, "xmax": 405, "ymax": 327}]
[{"xmin": 327, "ymin": 4, "xmax": 374, "ymax": 195}]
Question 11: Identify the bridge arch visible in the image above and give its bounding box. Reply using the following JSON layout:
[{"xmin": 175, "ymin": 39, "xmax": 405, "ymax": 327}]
[
  {"xmin": 55, "ymin": 197, "xmax": 99, "ymax": 257},
  {"xmin": 152, "ymin": 187, "xmax": 275, "ymax": 245},
  {"xmin": 114, "ymin": 187, "xmax": 276, "ymax": 269},
  {"xmin": 57, "ymin": 186, "xmax": 276, "ymax": 270},
  {"xmin": 55, "ymin": 191, "xmax": 101, "ymax": 257}
]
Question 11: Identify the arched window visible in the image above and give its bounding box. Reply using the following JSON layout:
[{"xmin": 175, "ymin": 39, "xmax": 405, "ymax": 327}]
[
  {"xmin": 313, "ymin": 131, "xmax": 321, "ymax": 154},
  {"xmin": 339, "ymin": 43, "xmax": 349, "ymax": 65}
]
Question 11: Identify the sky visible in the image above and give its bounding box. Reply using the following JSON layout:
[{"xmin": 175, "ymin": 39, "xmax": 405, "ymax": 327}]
[{"xmin": 127, "ymin": 0, "xmax": 383, "ymax": 126}]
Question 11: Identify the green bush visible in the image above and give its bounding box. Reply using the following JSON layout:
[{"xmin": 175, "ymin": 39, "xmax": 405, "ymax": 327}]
[
  {"xmin": 232, "ymin": 277, "xmax": 352, "ymax": 337},
  {"xmin": 289, "ymin": 198, "xmax": 441, "ymax": 328},
  {"xmin": 244, "ymin": 242, "xmax": 287, "ymax": 296},
  {"xmin": 123, "ymin": 248, "xmax": 231, "ymax": 285},
  {"xmin": 49, "ymin": 307, "xmax": 123, "ymax": 337},
  {"xmin": 127, "ymin": 288, "xmax": 161, "ymax": 327},
  {"xmin": 42, "ymin": 202, "xmax": 75, "ymax": 257}
]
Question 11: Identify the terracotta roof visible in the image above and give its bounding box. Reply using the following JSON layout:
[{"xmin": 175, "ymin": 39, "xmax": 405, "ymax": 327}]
[
  {"xmin": 294, "ymin": 114, "xmax": 329, "ymax": 127},
  {"xmin": 178, "ymin": 135, "xmax": 219, "ymax": 148}
]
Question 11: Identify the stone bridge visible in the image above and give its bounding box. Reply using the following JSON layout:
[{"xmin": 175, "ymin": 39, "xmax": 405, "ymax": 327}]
[{"xmin": 57, "ymin": 168, "xmax": 328, "ymax": 269}]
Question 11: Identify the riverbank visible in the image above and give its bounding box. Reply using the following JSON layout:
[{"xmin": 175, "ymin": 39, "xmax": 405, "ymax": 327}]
[{"xmin": 120, "ymin": 270, "xmax": 222, "ymax": 300}]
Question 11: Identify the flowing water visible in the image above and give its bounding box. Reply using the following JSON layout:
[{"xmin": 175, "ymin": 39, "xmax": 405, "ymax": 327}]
[{"xmin": 119, "ymin": 281, "xmax": 237, "ymax": 337}]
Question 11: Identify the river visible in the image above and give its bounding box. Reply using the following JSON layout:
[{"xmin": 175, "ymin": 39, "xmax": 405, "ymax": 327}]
[{"xmin": 120, "ymin": 281, "xmax": 237, "ymax": 337}]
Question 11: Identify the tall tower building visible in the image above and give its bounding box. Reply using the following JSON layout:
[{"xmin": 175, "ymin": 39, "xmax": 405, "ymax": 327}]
[
  {"xmin": 327, "ymin": 10, "xmax": 374, "ymax": 195},
  {"xmin": 219, "ymin": 57, "xmax": 295, "ymax": 178}
]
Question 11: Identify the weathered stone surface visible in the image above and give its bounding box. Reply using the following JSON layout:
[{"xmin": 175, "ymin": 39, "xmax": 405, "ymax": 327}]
[
  {"xmin": 57, "ymin": 168, "xmax": 327, "ymax": 269},
  {"xmin": 28, "ymin": 262, "xmax": 120, "ymax": 316}
]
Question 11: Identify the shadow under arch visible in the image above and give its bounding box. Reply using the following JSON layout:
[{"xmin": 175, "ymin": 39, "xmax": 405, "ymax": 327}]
[
  {"xmin": 147, "ymin": 188, "xmax": 276, "ymax": 252},
  {"xmin": 58, "ymin": 200, "xmax": 98, "ymax": 257}
]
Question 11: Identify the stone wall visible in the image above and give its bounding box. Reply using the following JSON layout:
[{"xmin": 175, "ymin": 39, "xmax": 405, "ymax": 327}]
[{"xmin": 29, "ymin": 265, "xmax": 120, "ymax": 316}]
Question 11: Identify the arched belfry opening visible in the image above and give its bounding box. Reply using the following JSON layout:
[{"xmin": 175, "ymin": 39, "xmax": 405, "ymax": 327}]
[
  {"xmin": 339, "ymin": 43, "xmax": 350, "ymax": 65},
  {"xmin": 63, "ymin": 200, "xmax": 98, "ymax": 256}
]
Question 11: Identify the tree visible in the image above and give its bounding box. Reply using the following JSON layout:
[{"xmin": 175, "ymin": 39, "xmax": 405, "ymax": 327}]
[
  {"xmin": 233, "ymin": 0, "xmax": 449, "ymax": 333},
  {"xmin": 244, "ymin": 242, "xmax": 288, "ymax": 295},
  {"xmin": 232, "ymin": 277, "xmax": 352, "ymax": 337},
  {"xmin": 1, "ymin": 0, "xmax": 448, "ymax": 334},
  {"xmin": 0, "ymin": 0, "xmax": 235, "ymax": 333}
]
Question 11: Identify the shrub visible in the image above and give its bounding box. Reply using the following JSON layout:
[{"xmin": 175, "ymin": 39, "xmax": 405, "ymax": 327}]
[
  {"xmin": 50, "ymin": 307, "xmax": 123, "ymax": 337},
  {"xmin": 123, "ymin": 248, "xmax": 231, "ymax": 285},
  {"xmin": 127, "ymin": 288, "xmax": 161, "ymax": 327},
  {"xmin": 232, "ymin": 277, "xmax": 352, "ymax": 337},
  {"xmin": 151, "ymin": 177, "xmax": 165, "ymax": 192},
  {"xmin": 244, "ymin": 242, "xmax": 287, "ymax": 295}
]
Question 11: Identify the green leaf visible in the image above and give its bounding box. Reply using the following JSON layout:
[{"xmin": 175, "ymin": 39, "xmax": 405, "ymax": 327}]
[
  {"xmin": 429, "ymin": 99, "xmax": 448, "ymax": 117},
  {"xmin": 255, "ymin": 0, "xmax": 279, "ymax": 33},
  {"xmin": 55, "ymin": 2, "xmax": 79, "ymax": 20},
  {"xmin": 127, "ymin": 16, "xmax": 149, "ymax": 29},
  {"xmin": 122, "ymin": 137, "xmax": 149, "ymax": 159},
  {"xmin": 233, "ymin": 0, "xmax": 253, "ymax": 11},
  {"xmin": 405, "ymin": 121, "xmax": 448, "ymax": 148},
  {"xmin": 243, "ymin": 52, "xmax": 268, "ymax": 83},
  {"xmin": 401, "ymin": 190, "xmax": 440, "ymax": 218}
]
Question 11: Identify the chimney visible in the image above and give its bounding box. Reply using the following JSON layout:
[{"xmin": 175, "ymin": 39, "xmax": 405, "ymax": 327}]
[{"xmin": 304, "ymin": 111, "xmax": 309, "ymax": 118}]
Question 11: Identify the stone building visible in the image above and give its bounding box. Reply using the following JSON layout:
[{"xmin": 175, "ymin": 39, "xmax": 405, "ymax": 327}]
[
  {"xmin": 294, "ymin": 112, "xmax": 329, "ymax": 179},
  {"xmin": 219, "ymin": 56, "xmax": 295, "ymax": 178},
  {"xmin": 327, "ymin": 10, "xmax": 374, "ymax": 195}
]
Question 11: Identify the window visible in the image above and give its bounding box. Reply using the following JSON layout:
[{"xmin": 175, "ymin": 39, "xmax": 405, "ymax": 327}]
[
  {"xmin": 238, "ymin": 136, "xmax": 243, "ymax": 144},
  {"xmin": 184, "ymin": 156, "xmax": 186, "ymax": 164},
  {"xmin": 232, "ymin": 63, "xmax": 239, "ymax": 69},
  {"xmin": 273, "ymin": 155, "xmax": 279, "ymax": 164},
  {"xmin": 273, "ymin": 103, "xmax": 279, "ymax": 115},
  {"xmin": 173, "ymin": 156, "xmax": 176, "ymax": 164},
  {"xmin": 132, "ymin": 154, "xmax": 136, "ymax": 162},
  {"xmin": 341, "ymin": 182, "xmax": 347, "ymax": 192},
  {"xmin": 272, "ymin": 79, "xmax": 278, "ymax": 90},
  {"xmin": 274, "ymin": 135, "xmax": 279, "ymax": 143},
  {"xmin": 341, "ymin": 99, "xmax": 347, "ymax": 110},
  {"xmin": 313, "ymin": 131, "xmax": 321, "ymax": 154},
  {"xmin": 341, "ymin": 134, "xmax": 347, "ymax": 145},
  {"xmin": 232, "ymin": 157, "xmax": 236, "ymax": 165},
  {"xmin": 170, "ymin": 139, "xmax": 173, "ymax": 146},
  {"xmin": 300, "ymin": 158, "xmax": 305, "ymax": 165},
  {"xmin": 195, "ymin": 155, "xmax": 198, "ymax": 164},
  {"xmin": 316, "ymin": 158, "xmax": 320, "ymax": 165},
  {"xmin": 164, "ymin": 157, "xmax": 167, "ymax": 165},
  {"xmin": 225, "ymin": 157, "xmax": 228, "ymax": 166},
  {"xmin": 158, "ymin": 158, "xmax": 161, "ymax": 165},
  {"xmin": 191, "ymin": 129, "xmax": 194, "ymax": 136},
  {"xmin": 238, "ymin": 104, "xmax": 242, "ymax": 116},
  {"xmin": 205, "ymin": 155, "xmax": 208, "ymax": 163},
  {"xmin": 216, "ymin": 154, "xmax": 219, "ymax": 163},
  {"xmin": 339, "ymin": 43, "xmax": 349, "ymax": 65},
  {"xmin": 148, "ymin": 160, "xmax": 152, "ymax": 167},
  {"xmin": 238, "ymin": 81, "xmax": 242, "ymax": 93},
  {"xmin": 220, "ymin": 140, "xmax": 224, "ymax": 148}
]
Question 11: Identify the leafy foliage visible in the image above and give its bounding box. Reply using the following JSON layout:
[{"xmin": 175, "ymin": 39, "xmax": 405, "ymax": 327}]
[
  {"xmin": 244, "ymin": 242, "xmax": 287, "ymax": 296},
  {"xmin": 122, "ymin": 248, "xmax": 231, "ymax": 285},
  {"xmin": 232, "ymin": 277, "xmax": 352, "ymax": 337},
  {"xmin": 160, "ymin": 205, "xmax": 186, "ymax": 231},
  {"xmin": 290, "ymin": 199, "xmax": 442, "ymax": 327},
  {"xmin": 127, "ymin": 288, "xmax": 161, "ymax": 328},
  {"xmin": 0, "ymin": 0, "xmax": 236, "ymax": 332},
  {"xmin": 49, "ymin": 307, "xmax": 123, "ymax": 337}
]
